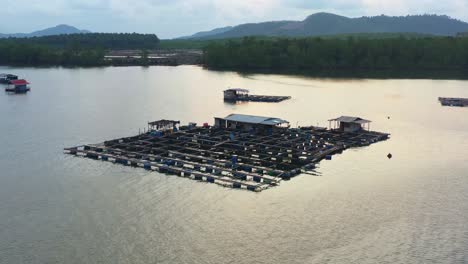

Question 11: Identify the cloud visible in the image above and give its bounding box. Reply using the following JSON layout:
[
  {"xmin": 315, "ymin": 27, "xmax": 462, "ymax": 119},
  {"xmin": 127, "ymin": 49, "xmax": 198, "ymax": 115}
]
[{"xmin": 0, "ymin": 0, "xmax": 467, "ymax": 38}]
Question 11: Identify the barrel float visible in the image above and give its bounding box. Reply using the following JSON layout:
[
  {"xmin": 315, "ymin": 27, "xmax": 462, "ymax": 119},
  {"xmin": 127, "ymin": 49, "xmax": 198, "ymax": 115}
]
[
  {"xmin": 207, "ymin": 177, "xmax": 215, "ymax": 183},
  {"xmin": 118, "ymin": 159, "xmax": 129, "ymax": 165},
  {"xmin": 165, "ymin": 159, "xmax": 176, "ymax": 166},
  {"xmin": 86, "ymin": 153, "xmax": 98, "ymax": 159},
  {"xmin": 281, "ymin": 172, "xmax": 291, "ymax": 180},
  {"xmin": 234, "ymin": 172, "xmax": 247, "ymax": 181},
  {"xmin": 167, "ymin": 168, "xmax": 177, "ymax": 175},
  {"xmin": 247, "ymin": 186, "xmax": 257, "ymax": 192}
]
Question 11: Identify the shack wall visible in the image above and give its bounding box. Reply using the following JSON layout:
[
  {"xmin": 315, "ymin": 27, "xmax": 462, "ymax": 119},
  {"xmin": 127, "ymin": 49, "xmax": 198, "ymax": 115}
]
[{"xmin": 340, "ymin": 122, "xmax": 363, "ymax": 132}]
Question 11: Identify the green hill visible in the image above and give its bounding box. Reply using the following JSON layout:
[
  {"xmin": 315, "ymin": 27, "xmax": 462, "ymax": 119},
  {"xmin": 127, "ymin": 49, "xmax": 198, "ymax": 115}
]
[{"xmin": 185, "ymin": 13, "xmax": 468, "ymax": 39}]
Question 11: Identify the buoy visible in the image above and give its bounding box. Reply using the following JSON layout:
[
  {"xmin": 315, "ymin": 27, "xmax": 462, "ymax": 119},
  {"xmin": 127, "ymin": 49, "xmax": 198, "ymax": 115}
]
[
  {"xmin": 387, "ymin": 153, "xmax": 393, "ymax": 159},
  {"xmin": 247, "ymin": 186, "xmax": 257, "ymax": 192}
]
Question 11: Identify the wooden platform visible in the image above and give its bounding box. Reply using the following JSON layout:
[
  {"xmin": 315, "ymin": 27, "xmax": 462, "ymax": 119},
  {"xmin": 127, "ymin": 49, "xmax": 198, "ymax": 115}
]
[
  {"xmin": 65, "ymin": 124, "xmax": 389, "ymax": 192},
  {"xmin": 5, "ymin": 87, "xmax": 30, "ymax": 93},
  {"xmin": 229, "ymin": 95, "xmax": 292, "ymax": 103}
]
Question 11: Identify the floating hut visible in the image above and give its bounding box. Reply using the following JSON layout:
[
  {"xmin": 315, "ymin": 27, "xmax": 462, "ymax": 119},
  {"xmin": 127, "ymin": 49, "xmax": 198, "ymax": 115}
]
[
  {"xmin": 65, "ymin": 114, "xmax": 389, "ymax": 192},
  {"xmin": 0, "ymin": 74, "xmax": 18, "ymax": 84},
  {"xmin": 439, "ymin": 97, "xmax": 468, "ymax": 107},
  {"xmin": 328, "ymin": 116, "xmax": 371, "ymax": 132},
  {"xmin": 224, "ymin": 88, "xmax": 291, "ymax": 103},
  {"xmin": 148, "ymin": 119, "xmax": 180, "ymax": 131},
  {"xmin": 5, "ymin": 79, "xmax": 30, "ymax": 93},
  {"xmin": 214, "ymin": 114, "xmax": 289, "ymax": 131}
]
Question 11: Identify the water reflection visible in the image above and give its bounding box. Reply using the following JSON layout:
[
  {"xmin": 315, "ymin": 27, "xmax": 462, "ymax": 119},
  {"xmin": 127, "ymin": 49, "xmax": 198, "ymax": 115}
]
[{"xmin": 0, "ymin": 65, "xmax": 467, "ymax": 264}]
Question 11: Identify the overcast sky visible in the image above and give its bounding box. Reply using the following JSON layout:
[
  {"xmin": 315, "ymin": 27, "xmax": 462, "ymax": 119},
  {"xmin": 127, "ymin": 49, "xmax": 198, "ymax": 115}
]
[{"xmin": 0, "ymin": 0, "xmax": 467, "ymax": 39}]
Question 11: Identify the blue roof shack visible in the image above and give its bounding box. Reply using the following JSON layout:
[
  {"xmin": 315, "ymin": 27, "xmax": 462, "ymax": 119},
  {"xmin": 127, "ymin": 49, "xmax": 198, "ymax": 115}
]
[{"xmin": 214, "ymin": 114, "xmax": 290, "ymax": 132}]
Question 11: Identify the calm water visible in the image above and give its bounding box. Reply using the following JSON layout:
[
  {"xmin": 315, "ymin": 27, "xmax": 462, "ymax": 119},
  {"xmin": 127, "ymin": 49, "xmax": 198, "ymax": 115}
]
[{"xmin": 1, "ymin": 66, "xmax": 467, "ymax": 264}]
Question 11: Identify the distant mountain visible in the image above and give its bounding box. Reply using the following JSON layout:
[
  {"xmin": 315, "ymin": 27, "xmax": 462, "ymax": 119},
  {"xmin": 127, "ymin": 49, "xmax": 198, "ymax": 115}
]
[
  {"xmin": 184, "ymin": 13, "xmax": 468, "ymax": 39},
  {"xmin": 0, "ymin": 24, "xmax": 90, "ymax": 38},
  {"xmin": 179, "ymin": 26, "xmax": 233, "ymax": 39}
]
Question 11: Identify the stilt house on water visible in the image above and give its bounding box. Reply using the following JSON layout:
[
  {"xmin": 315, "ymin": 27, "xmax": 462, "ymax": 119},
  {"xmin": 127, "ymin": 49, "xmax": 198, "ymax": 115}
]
[
  {"xmin": 5, "ymin": 79, "xmax": 30, "ymax": 93},
  {"xmin": 328, "ymin": 116, "xmax": 371, "ymax": 133}
]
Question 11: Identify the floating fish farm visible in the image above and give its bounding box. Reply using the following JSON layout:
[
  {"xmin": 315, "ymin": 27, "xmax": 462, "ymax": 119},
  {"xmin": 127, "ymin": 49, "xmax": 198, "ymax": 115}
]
[{"xmin": 64, "ymin": 114, "xmax": 389, "ymax": 192}]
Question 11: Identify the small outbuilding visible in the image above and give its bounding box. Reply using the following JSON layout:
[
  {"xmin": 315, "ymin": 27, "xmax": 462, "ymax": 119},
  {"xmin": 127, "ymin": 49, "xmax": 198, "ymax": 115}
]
[
  {"xmin": 328, "ymin": 116, "xmax": 371, "ymax": 133},
  {"xmin": 215, "ymin": 114, "xmax": 289, "ymax": 131}
]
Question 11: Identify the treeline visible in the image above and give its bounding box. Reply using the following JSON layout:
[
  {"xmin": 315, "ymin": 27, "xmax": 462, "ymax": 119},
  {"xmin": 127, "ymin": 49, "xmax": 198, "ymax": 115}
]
[
  {"xmin": 0, "ymin": 33, "xmax": 160, "ymax": 66},
  {"xmin": 203, "ymin": 37, "xmax": 468, "ymax": 71},
  {"xmin": 1, "ymin": 33, "xmax": 160, "ymax": 49},
  {"xmin": 0, "ymin": 43, "xmax": 106, "ymax": 66}
]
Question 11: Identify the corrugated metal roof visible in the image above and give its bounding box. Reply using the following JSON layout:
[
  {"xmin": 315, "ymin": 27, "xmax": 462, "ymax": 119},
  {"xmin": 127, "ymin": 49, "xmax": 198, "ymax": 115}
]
[
  {"xmin": 222, "ymin": 114, "xmax": 289, "ymax": 126},
  {"xmin": 148, "ymin": 120, "xmax": 180, "ymax": 126},
  {"xmin": 10, "ymin": 79, "xmax": 29, "ymax": 85},
  {"xmin": 329, "ymin": 116, "xmax": 371, "ymax": 124}
]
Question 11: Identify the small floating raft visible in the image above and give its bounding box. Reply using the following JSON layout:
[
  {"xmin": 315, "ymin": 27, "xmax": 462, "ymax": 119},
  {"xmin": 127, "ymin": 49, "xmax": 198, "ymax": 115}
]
[
  {"xmin": 224, "ymin": 88, "xmax": 291, "ymax": 103},
  {"xmin": 0, "ymin": 73, "xmax": 18, "ymax": 84},
  {"xmin": 439, "ymin": 97, "xmax": 468, "ymax": 107}
]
